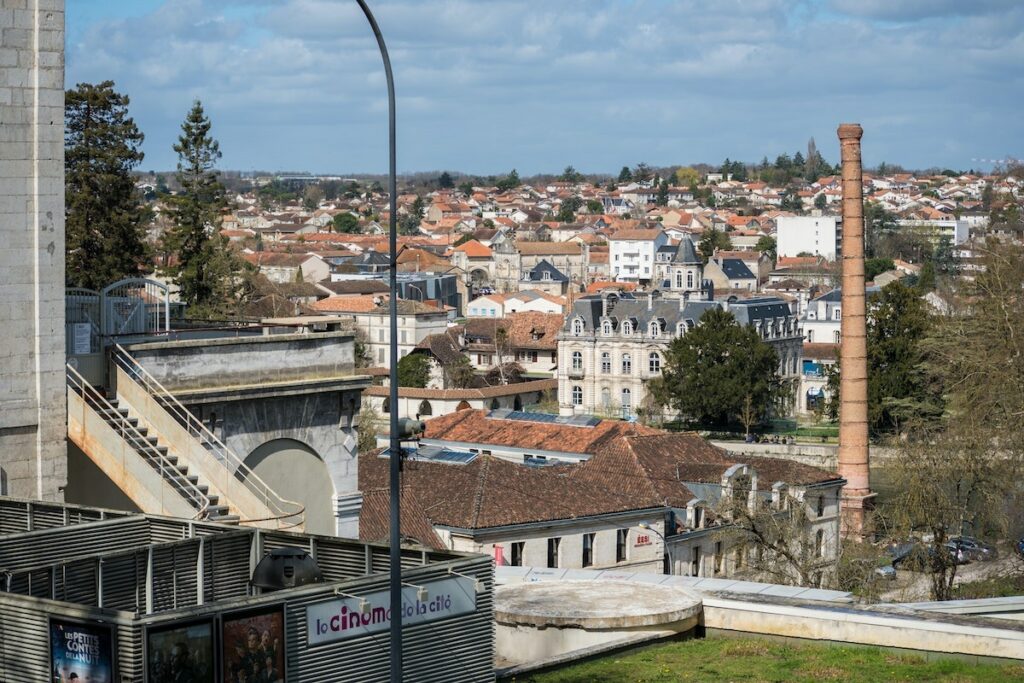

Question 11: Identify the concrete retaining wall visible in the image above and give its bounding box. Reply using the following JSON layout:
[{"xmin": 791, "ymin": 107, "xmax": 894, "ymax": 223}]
[
  {"xmin": 126, "ymin": 332, "xmax": 356, "ymax": 391},
  {"xmin": 711, "ymin": 441, "xmax": 900, "ymax": 470},
  {"xmin": 703, "ymin": 593, "xmax": 1024, "ymax": 661}
]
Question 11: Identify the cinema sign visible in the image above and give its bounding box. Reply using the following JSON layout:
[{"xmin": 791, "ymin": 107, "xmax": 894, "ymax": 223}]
[{"xmin": 306, "ymin": 576, "xmax": 477, "ymax": 646}]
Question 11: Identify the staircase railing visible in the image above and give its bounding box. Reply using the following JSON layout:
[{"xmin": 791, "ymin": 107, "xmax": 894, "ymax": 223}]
[
  {"xmin": 111, "ymin": 345, "xmax": 305, "ymax": 529},
  {"xmin": 66, "ymin": 363, "xmax": 210, "ymax": 519}
]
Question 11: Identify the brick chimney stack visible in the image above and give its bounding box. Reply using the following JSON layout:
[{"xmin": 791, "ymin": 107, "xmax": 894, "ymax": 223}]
[{"xmin": 837, "ymin": 123, "xmax": 873, "ymax": 537}]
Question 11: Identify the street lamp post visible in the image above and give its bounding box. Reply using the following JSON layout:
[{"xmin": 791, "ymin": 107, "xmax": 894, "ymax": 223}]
[
  {"xmin": 352, "ymin": 1, "xmax": 402, "ymax": 680},
  {"xmin": 639, "ymin": 521, "xmax": 674, "ymax": 575}
]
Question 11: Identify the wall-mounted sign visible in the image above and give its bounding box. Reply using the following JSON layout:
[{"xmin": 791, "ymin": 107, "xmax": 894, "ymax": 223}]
[
  {"xmin": 222, "ymin": 606, "xmax": 286, "ymax": 683},
  {"xmin": 635, "ymin": 533, "xmax": 652, "ymax": 547},
  {"xmin": 72, "ymin": 323, "xmax": 92, "ymax": 355},
  {"xmin": 306, "ymin": 576, "xmax": 477, "ymax": 646},
  {"xmin": 50, "ymin": 619, "xmax": 115, "ymax": 683},
  {"xmin": 145, "ymin": 619, "xmax": 214, "ymax": 683}
]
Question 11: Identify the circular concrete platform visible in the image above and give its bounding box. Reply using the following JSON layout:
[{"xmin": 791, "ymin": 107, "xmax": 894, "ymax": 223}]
[{"xmin": 495, "ymin": 580, "xmax": 702, "ymax": 629}]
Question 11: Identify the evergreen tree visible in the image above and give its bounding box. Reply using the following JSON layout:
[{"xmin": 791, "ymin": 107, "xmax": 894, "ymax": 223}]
[
  {"xmin": 617, "ymin": 166, "xmax": 633, "ymax": 182},
  {"xmin": 65, "ymin": 81, "xmax": 149, "ymax": 290},
  {"xmin": 867, "ymin": 282, "xmax": 939, "ymax": 433},
  {"xmin": 438, "ymin": 171, "xmax": 454, "ymax": 189},
  {"xmin": 698, "ymin": 227, "xmax": 732, "ymax": 262},
  {"xmin": 656, "ymin": 178, "xmax": 669, "ymax": 206},
  {"xmin": 652, "ymin": 308, "xmax": 779, "ymax": 426},
  {"xmin": 162, "ymin": 101, "xmax": 239, "ymax": 317}
]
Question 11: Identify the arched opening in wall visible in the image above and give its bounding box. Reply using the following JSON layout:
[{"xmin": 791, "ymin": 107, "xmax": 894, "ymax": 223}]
[
  {"xmin": 382, "ymin": 397, "xmax": 390, "ymax": 413},
  {"xmin": 490, "ymin": 398, "xmax": 500, "ymax": 410},
  {"xmin": 0, "ymin": 466, "xmax": 7, "ymax": 496},
  {"xmin": 456, "ymin": 400, "xmax": 471, "ymax": 411},
  {"xmin": 418, "ymin": 400, "xmax": 433, "ymax": 417},
  {"xmin": 513, "ymin": 395, "xmax": 523, "ymax": 411},
  {"xmin": 243, "ymin": 438, "xmax": 335, "ymax": 537}
]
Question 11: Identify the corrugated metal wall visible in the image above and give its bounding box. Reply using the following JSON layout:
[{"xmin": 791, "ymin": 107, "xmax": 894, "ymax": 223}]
[
  {"xmin": 284, "ymin": 555, "xmax": 495, "ymax": 682},
  {"xmin": 0, "ymin": 497, "xmax": 125, "ymax": 536}
]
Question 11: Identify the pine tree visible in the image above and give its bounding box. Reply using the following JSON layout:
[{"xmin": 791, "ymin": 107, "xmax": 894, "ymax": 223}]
[
  {"xmin": 618, "ymin": 166, "xmax": 633, "ymax": 182},
  {"xmin": 65, "ymin": 81, "xmax": 149, "ymax": 290},
  {"xmin": 162, "ymin": 101, "xmax": 240, "ymax": 317}
]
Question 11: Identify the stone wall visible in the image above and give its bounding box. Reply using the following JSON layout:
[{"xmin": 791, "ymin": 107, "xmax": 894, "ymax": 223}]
[{"xmin": 0, "ymin": 0, "xmax": 66, "ymax": 500}]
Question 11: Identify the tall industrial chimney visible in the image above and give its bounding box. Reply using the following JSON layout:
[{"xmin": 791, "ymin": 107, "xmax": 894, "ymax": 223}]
[{"xmin": 837, "ymin": 123, "xmax": 872, "ymax": 537}]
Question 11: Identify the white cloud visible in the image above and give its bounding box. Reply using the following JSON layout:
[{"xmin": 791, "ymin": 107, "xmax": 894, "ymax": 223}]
[{"xmin": 67, "ymin": 0, "xmax": 1024, "ymax": 173}]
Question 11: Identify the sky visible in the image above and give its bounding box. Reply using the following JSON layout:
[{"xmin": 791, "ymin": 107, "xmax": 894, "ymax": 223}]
[{"xmin": 66, "ymin": 0, "xmax": 1024, "ymax": 175}]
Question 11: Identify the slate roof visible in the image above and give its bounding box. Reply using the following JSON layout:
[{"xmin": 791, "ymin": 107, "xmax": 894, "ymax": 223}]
[
  {"xmin": 414, "ymin": 326, "xmax": 465, "ymax": 365},
  {"xmin": 565, "ymin": 292, "xmax": 720, "ymax": 333},
  {"xmin": 672, "ymin": 236, "xmax": 702, "ymax": 265},
  {"xmin": 524, "ymin": 259, "xmax": 568, "ymax": 283},
  {"xmin": 719, "ymin": 258, "xmax": 756, "ymax": 280}
]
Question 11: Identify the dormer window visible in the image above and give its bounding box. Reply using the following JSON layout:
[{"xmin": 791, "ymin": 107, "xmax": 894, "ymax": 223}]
[
  {"xmin": 572, "ymin": 317, "xmax": 585, "ymax": 336},
  {"xmin": 542, "ymin": 270, "xmax": 551, "ymax": 281},
  {"xmin": 649, "ymin": 321, "xmax": 659, "ymax": 338},
  {"xmin": 676, "ymin": 322, "xmax": 685, "ymax": 336},
  {"xmin": 621, "ymin": 320, "xmax": 633, "ymax": 336},
  {"xmin": 602, "ymin": 320, "xmax": 612, "ymax": 335}
]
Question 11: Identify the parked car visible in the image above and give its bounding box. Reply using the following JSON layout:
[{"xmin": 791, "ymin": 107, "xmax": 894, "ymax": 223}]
[
  {"xmin": 890, "ymin": 542, "xmax": 967, "ymax": 571},
  {"xmin": 948, "ymin": 537, "xmax": 997, "ymax": 562}
]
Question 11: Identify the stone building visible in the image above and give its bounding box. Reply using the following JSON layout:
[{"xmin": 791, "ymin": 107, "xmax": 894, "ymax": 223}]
[
  {"xmin": 0, "ymin": 1, "xmax": 67, "ymax": 500},
  {"xmin": 557, "ymin": 290, "xmax": 803, "ymax": 418}
]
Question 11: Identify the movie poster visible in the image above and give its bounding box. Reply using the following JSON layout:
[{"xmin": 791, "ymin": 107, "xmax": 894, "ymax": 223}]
[
  {"xmin": 50, "ymin": 619, "xmax": 114, "ymax": 683},
  {"xmin": 222, "ymin": 607, "xmax": 285, "ymax": 683},
  {"xmin": 146, "ymin": 620, "xmax": 214, "ymax": 683}
]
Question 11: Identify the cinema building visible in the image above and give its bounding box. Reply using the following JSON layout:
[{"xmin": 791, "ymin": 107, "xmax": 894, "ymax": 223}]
[{"xmin": 0, "ymin": 497, "xmax": 493, "ymax": 682}]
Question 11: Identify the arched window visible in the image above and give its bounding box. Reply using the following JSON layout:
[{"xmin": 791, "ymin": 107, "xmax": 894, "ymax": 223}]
[
  {"xmin": 621, "ymin": 388, "xmax": 632, "ymax": 410},
  {"xmin": 382, "ymin": 397, "xmax": 390, "ymax": 414},
  {"xmin": 571, "ymin": 385, "xmax": 583, "ymax": 406},
  {"xmin": 572, "ymin": 318, "xmax": 585, "ymax": 336},
  {"xmin": 621, "ymin": 320, "xmax": 632, "ymax": 336},
  {"xmin": 417, "ymin": 400, "xmax": 433, "ymax": 417},
  {"xmin": 621, "ymin": 353, "xmax": 632, "ymax": 374},
  {"xmin": 601, "ymin": 387, "xmax": 611, "ymax": 410},
  {"xmin": 675, "ymin": 270, "xmax": 683, "ymax": 289},
  {"xmin": 600, "ymin": 351, "xmax": 611, "ymax": 373},
  {"xmin": 676, "ymin": 322, "xmax": 685, "ymax": 336},
  {"xmin": 490, "ymin": 398, "xmax": 501, "ymax": 410},
  {"xmin": 687, "ymin": 271, "xmax": 694, "ymax": 289},
  {"xmin": 602, "ymin": 320, "xmax": 612, "ymax": 335},
  {"xmin": 834, "ymin": 330, "xmax": 841, "ymax": 344},
  {"xmin": 648, "ymin": 321, "xmax": 659, "ymax": 338},
  {"xmin": 513, "ymin": 395, "xmax": 523, "ymax": 411},
  {"xmin": 571, "ymin": 351, "xmax": 583, "ymax": 371},
  {"xmin": 649, "ymin": 352, "xmax": 661, "ymax": 374}
]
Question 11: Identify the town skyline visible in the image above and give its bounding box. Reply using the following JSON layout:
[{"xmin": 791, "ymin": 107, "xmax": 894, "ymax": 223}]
[{"xmin": 67, "ymin": 0, "xmax": 1023, "ymax": 174}]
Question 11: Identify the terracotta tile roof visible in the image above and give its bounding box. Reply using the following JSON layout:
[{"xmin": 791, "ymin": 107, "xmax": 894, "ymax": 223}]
[
  {"xmin": 311, "ymin": 294, "xmax": 382, "ymax": 313},
  {"xmin": 586, "ymin": 281, "xmax": 638, "ymax": 293},
  {"xmin": 359, "ymin": 451, "xmax": 651, "ymax": 530},
  {"xmin": 802, "ymin": 342, "xmax": 839, "ymax": 360},
  {"xmin": 463, "ymin": 312, "xmax": 565, "ymax": 351},
  {"xmin": 361, "ymin": 425, "xmax": 842, "ymax": 531},
  {"xmin": 517, "ymin": 242, "xmax": 583, "ymax": 256},
  {"xmin": 421, "ymin": 409, "xmax": 661, "ymax": 455},
  {"xmin": 610, "ymin": 229, "xmax": 663, "ymax": 241},
  {"xmin": 317, "ymin": 279, "xmax": 389, "ymax": 296},
  {"xmin": 359, "ymin": 487, "xmax": 446, "ymax": 549},
  {"xmin": 454, "ymin": 239, "xmax": 493, "ymax": 258}
]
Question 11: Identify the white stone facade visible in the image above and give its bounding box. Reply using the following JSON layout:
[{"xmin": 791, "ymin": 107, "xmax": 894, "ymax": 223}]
[{"xmin": 0, "ymin": 0, "xmax": 66, "ymax": 500}]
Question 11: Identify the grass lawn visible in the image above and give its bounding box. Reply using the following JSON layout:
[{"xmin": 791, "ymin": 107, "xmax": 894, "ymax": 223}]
[{"xmin": 514, "ymin": 637, "xmax": 1024, "ymax": 682}]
